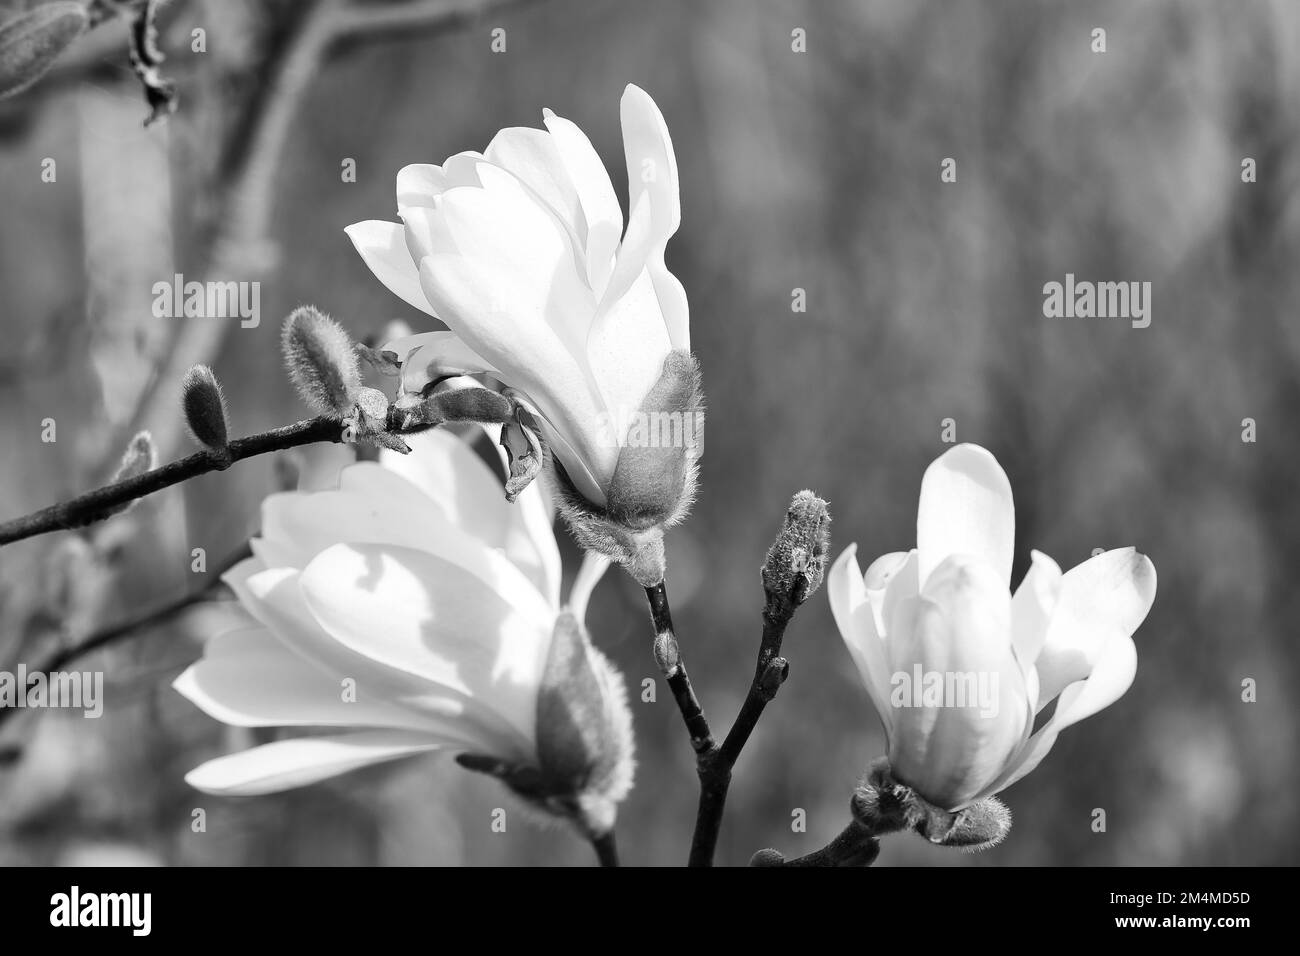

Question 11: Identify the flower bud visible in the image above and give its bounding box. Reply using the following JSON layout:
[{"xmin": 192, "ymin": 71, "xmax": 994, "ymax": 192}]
[
  {"xmin": 97, "ymin": 431, "xmax": 158, "ymax": 520},
  {"xmin": 0, "ymin": 2, "xmax": 86, "ymax": 100},
  {"xmin": 531, "ymin": 611, "xmax": 635, "ymax": 837},
  {"xmin": 852, "ymin": 757, "xmax": 1012, "ymax": 851},
  {"xmin": 604, "ymin": 350, "xmax": 704, "ymax": 530},
  {"xmin": 281, "ymin": 306, "xmax": 361, "ymax": 416},
  {"xmin": 113, "ymin": 431, "xmax": 157, "ymax": 483},
  {"xmin": 180, "ymin": 364, "xmax": 230, "ymax": 452},
  {"xmin": 762, "ymin": 490, "xmax": 831, "ymax": 608}
]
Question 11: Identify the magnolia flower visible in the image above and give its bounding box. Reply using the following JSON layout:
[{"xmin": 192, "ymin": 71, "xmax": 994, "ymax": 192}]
[
  {"xmin": 345, "ymin": 85, "xmax": 700, "ymax": 584},
  {"xmin": 829, "ymin": 443, "xmax": 1156, "ymax": 811},
  {"xmin": 174, "ymin": 429, "xmax": 635, "ymax": 840}
]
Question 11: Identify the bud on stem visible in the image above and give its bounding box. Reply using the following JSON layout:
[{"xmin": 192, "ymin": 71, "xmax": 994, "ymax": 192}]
[
  {"xmin": 181, "ymin": 364, "xmax": 231, "ymax": 456},
  {"xmin": 281, "ymin": 306, "xmax": 362, "ymax": 417}
]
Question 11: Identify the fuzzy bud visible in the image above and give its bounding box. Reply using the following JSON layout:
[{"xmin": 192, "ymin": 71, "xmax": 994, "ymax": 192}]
[
  {"xmin": 180, "ymin": 364, "xmax": 230, "ymax": 452},
  {"xmin": 530, "ymin": 611, "xmax": 635, "ymax": 837},
  {"xmin": 0, "ymin": 2, "xmax": 87, "ymax": 100},
  {"xmin": 605, "ymin": 350, "xmax": 704, "ymax": 530},
  {"xmin": 95, "ymin": 431, "xmax": 158, "ymax": 520},
  {"xmin": 281, "ymin": 306, "xmax": 361, "ymax": 416},
  {"xmin": 113, "ymin": 431, "xmax": 157, "ymax": 483},
  {"xmin": 453, "ymin": 612, "xmax": 636, "ymax": 839},
  {"xmin": 762, "ymin": 490, "xmax": 831, "ymax": 608},
  {"xmin": 852, "ymin": 757, "xmax": 1012, "ymax": 852}
]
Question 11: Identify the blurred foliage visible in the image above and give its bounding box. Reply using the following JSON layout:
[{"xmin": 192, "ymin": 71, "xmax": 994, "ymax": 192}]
[{"xmin": 1, "ymin": 0, "xmax": 1297, "ymax": 865}]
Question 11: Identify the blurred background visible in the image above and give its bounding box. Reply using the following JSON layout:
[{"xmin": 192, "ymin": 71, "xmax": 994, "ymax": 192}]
[{"xmin": 1, "ymin": 0, "xmax": 1296, "ymax": 866}]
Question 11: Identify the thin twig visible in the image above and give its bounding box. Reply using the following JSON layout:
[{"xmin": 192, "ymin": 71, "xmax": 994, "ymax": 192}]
[
  {"xmin": 0, "ymin": 417, "xmax": 342, "ymax": 546},
  {"xmin": 688, "ymin": 589, "xmax": 799, "ymax": 867},
  {"xmin": 591, "ymin": 831, "xmax": 619, "ymax": 868},
  {"xmin": 0, "ymin": 540, "xmax": 251, "ymax": 733},
  {"xmin": 688, "ymin": 492, "xmax": 830, "ymax": 867},
  {"xmin": 118, "ymin": 0, "xmax": 542, "ymax": 462},
  {"xmin": 645, "ymin": 582, "xmax": 715, "ymax": 755},
  {"xmin": 754, "ymin": 821, "xmax": 881, "ymax": 868}
]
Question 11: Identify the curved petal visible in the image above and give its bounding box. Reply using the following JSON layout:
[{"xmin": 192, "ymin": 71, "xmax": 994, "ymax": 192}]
[
  {"xmin": 395, "ymin": 163, "xmax": 447, "ymax": 208},
  {"xmin": 299, "ymin": 543, "xmax": 554, "ymax": 748},
  {"xmin": 587, "ymin": 266, "xmax": 673, "ymax": 433},
  {"xmin": 916, "ymin": 443, "xmax": 1015, "ymax": 589},
  {"xmin": 567, "ymin": 551, "xmax": 610, "ymax": 625},
  {"xmin": 228, "ymin": 566, "xmax": 529, "ymax": 758},
  {"xmin": 408, "ymin": 176, "xmax": 618, "ymax": 488},
  {"xmin": 620, "ymin": 84, "xmax": 688, "ymax": 350},
  {"xmin": 335, "ymin": 463, "xmax": 554, "ymax": 623},
  {"xmin": 879, "ymin": 549, "xmax": 920, "ymax": 657},
  {"xmin": 174, "ymin": 627, "xmax": 486, "ymax": 745},
  {"xmin": 543, "ymin": 108, "xmax": 622, "ymax": 295},
  {"xmin": 863, "ymin": 549, "xmax": 910, "ymax": 634},
  {"xmin": 1010, "ymin": 549, "xmax": 1062, "ymax": 668},
  {"xmin": 344, "ymin": 220, "xmax": 434, "ymax": 316},
  {"xmin": 484, "ymin": 127, "xmax": 586, "ymax": 242},
  {"xmin": 982, "ymin": 632, "xmax": 1137, "ymax": 797},
  {"xmin": 1033, "ymin": 547, "xmax": 1156, "ymax": 708},
  {"xmin": 885, "ymin": 555, "xmax": 1028, "ymax": 810},
  {"xmin": 184, "ymin": 730, "xmax": 445, "ymax": 796},
  {"xmin": 384, "ymin": 330, "xmax": 498, "ymax": 397},
  {"xmin": 1010, "ymin": 549, "xmax": 1061, "ymax": 714},
  {"xmin": 828, "ymin": 545, "xmax": 894, "ymax": 742},
  {"xmin": 379, "ymin": 430, "xmax": 559, "ymax": 606}
]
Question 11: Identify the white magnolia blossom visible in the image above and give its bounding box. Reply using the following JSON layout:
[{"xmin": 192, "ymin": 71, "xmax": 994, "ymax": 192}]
[
  {"xmin": 345, "ymin": 84, "xmax": 694, "ymax": 513},
  {"xmin": 175, "ymin": 429, "xmax": 634, "ymax": 836},
  {"xmin": 829, "ymin": 443, "xmax": 1157, "ymax": 811}
]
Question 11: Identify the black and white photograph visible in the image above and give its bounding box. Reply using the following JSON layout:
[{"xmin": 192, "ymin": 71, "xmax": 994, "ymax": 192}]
[{"xmin": 0, "ymin": 0, "xmax": 1290, "ymax": 926}]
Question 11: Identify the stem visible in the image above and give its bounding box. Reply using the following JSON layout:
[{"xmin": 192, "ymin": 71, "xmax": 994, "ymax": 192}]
[
  {"xmin": 0, "ymin": 543, "xmax": 251, "ymax": 733},
  {"xmin": 591, "ymin": 831, "xmax": 619, "ymax": 868},
  {"xmin": 0, "ymin": 417, "xmax": 342, "ymax": 547},
  {"xmin": 773, "ymin": 821, "xmax": 881, "ymax": 868},
  {"xmin": 644, "ymin": 582, "xmax": 715, "ymax": 755},
  {"xmin": 688, "ymin": 590, "xmax": 797, "ymax": 867}
]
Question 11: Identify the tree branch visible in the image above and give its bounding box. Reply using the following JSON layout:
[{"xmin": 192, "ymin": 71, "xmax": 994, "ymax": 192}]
[
  {"xmin": 590, "ymin": 831, "xmax": 618, "ymax": 868},
  {"xmin": 644, "ymin": 581, "xmax": 715, "ymax": 756},
  {"xmin": 0, "ymin": 416, "xmax": 342, "ymax": 546},
  {"xmin": 750, "ymin": 821, "xmax": 881, "ymax": 868},
  {"xmin": 688, "ymin": 491, "xmax": 830, "ymax": 867},
  {"xmin": 0, "ymin": 542, "xmax": 251, "ymax": 734}
]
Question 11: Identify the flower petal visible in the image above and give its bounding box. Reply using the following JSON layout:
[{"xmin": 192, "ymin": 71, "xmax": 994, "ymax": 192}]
[
  {"xmin": 916, "ymin": 443, "xmax": 1015, "ymax": 589},
  {"xmin": 829, "ymin": 544, "xmax": 894, "ymax": 742},
  {"xmin": 885, "ymin": 555, "xmax": 1028, "ymax": 810},
  {"xmin": 567, "ymin": 551, "xmax": 610, "ymax": 626},
  {"xmin": 379, "ymin": 429, "xmax": 560, "ymax": 607},
  {"xmin": 174, "ymin": 627, "xmax": 484, "ymax": 743},
  {"xmin": 395, "ymin": 163, "xmax": 447, "ymax": 208},
  {"xmin": 863, "ymin": 550, "xmax": 910, "ymax": 633},
  {"xmin": 408, "ymin": 176, "xmax": 617, "ymax": 489},
  {"xmin": 298, "ymin": 543, "xmax": 555, "ymax": 748},
  {"xmin": 226, "ymin": 566, "xmax": 529, "ymax": 758},
  {"xmin": 484, "ymin": 126, "xmax": 586, "ymax": 241},
  {"xmin": 543, "ymin": 108, "xmax": 622, "ymax": 296},
  {"xmin": 586, "ymin": 266, "xmax": 673, "ymax": 434},
  {"xmin": 981, "ymin": 632, "xmax": 1137, "ymax": 797},
  {"xmin": 619, "ymin": 84, "xmax": 688, "ymax": 350},
  {"xmin": 184, "ymin": 730, "xmax": 444, "ymax": 796},
  {"xmin": 344, "ymin": 220, "xmax": 434, "ymax": 316},
  {"xmin": 1033, "ymin": 547, "xmax": 1156, "ymax": 709},
  {"xmin": 383, "ymin": 330, "xmax": 498, "ymax": 397}
]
